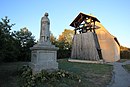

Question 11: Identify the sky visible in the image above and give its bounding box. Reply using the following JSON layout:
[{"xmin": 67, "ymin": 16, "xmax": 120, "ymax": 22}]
[{"xmin": 0, "ymin": 0, "xmax": 130, "ymax": 47}]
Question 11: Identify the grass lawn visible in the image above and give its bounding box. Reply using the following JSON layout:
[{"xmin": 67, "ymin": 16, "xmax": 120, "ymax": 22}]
[
  {"xmin": 58, "ymin": 59, "xmax": 113, "ymax": 87},
  {"xmin": 123, "ymin": 64, "xmax": 130, "ymax": 73},
  {"xmin": 0, "ymin": 59, "xmax": 113, "ymax": 87},
  {"xmin": 0, "ymin": 62, "xmax": 28, "ymax": 87}
]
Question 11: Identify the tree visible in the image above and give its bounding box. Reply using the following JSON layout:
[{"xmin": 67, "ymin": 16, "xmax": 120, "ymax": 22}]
[
  {"xmin": 58, "ymin": 29, "xmax": 74, "ymax": 50},
  {"xmin": 0, "ymin": 17, "xmax": 36, "ymax": 62},
  {"xmin": 14, "ymin": 27, "xmax": 35, "ymax": 61},
  {"xmin": 120, "ymin": 46, "xmax": 130, "ymax": 59},
  {"xmin": 0, "ymin": 16, "xmax": 19, "ymax": 62},
  {"xmin": 50, "ymin": 33, "xmax": 57, "ymax": 45},
  {"xmin": 55, "ymin": 29, "xmax": 74, "ymax": 58}
]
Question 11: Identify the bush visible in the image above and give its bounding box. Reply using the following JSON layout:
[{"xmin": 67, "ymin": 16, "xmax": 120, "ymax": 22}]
[
  {"xmin": 120, "ymin": 46, "xmax": 130, "ymax": 59},
  {"xmin": 120, "ymin": 50, "xmax": 130, "ymax": 59},
  {"xmin": 18, "ymin": 65, "xmax": 81, "ymax": 87},
  {"xmin": 57, "ymin": 50, "xmax": 71, "ymax": 59}
]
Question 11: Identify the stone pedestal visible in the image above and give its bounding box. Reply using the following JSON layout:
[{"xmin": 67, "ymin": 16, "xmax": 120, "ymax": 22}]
[{"xmin": 30, "ymin": 44, "xmax": 59, "ymax": 73}]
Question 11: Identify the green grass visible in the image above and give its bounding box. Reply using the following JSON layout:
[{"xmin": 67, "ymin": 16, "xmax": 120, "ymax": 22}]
[
  {"xmin": 0, "ymin": 62, "xmax": 28, "ymax": 87},
  {"xmin": 58, "ymin": 59, "xmax": 113, "ymax": 87},
  {"xmin": 0, "ymin": 60, "xmax": 113, "ymax": 87},
  {"xmin": 123, "ymin": 64, "xmax": 130, "ymax": 73}
]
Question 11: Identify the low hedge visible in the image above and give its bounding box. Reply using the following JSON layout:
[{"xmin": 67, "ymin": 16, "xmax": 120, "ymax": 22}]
[
  {"xmin": 120, "ymin": 50, "xmax": 130, "ymax": 59},
  {"xmin": 57, "ymin": 50, "xmax": 71, "ymax": 59}
]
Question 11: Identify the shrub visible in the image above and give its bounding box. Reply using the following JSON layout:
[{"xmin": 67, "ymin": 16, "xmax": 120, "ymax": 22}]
[
  {"xmin": 120, "ymin": 50, "xmax": 130, "ymax": 59},
  {"xmin": 57, "ymin": 50, "xmax": 71, "ymax": 59},
  {"xmin": 120, "ymin": 46, "xmax": 130, "ymax": 59},
  {"xmin": 18, "ymin": 65, "xmax": 81, "ymax": 87}
]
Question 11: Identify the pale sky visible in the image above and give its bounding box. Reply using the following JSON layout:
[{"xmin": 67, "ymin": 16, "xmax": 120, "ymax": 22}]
[{"xmin": 0, "ymin": 0, "xmax": 130, "ymax": 47}]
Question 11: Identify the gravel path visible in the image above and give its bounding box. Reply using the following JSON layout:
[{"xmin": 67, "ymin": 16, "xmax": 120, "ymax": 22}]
[{"xmin": 108, "ymin": 60, "xmax": 130, "ymax": 87}]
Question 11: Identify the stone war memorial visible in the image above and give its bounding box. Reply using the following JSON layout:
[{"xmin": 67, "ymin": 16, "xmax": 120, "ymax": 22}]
[
  {"xmin": 30, "ymin": 12, "xmax": 58, "ymax": 73},
  {"xmin": 70, "ymin": 12, "xmax": 120, "ymax": 62}
]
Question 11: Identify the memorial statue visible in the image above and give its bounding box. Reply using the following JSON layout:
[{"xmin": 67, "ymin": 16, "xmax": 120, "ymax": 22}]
[
  {"xmin": 40, "ymin": 12, "xmax": 51, "ymax": 44},
  {"xmin": 30, "ymin": 12, "xmax": 58, "ymax": 73}
]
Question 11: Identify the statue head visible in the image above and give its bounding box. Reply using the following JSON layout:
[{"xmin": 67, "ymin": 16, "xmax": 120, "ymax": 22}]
[{"xmin": 44, "ymin": 12, "xmax": 48, "ymax": 17}]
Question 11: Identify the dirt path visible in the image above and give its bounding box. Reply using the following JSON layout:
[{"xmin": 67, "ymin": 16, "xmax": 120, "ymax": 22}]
[{"xmin": 108, "ymin": 60, "xmax": 130, "ymax": 87}]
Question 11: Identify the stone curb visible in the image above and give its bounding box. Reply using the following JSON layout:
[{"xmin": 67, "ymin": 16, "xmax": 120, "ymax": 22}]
[
  {"xmin": 68, "ymin": 59, "xmax": 104, "ymax": 64},
  {"xmin": 107, "ymin": 69, "xmax": 115, "ymax": 87}
]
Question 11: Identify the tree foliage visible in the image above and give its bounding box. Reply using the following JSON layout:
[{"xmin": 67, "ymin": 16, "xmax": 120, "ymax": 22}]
[
  {"xmin": 58, "ymin": 29, "xmax": 74, "ymax": 45},
  {"xmin": 0, "ymin": 16, "xmax": 18, "ymax": 62},
  {"xmin": 50, "ymin": 33, "xmax": 57, "ymax": 45},
  {"xmin": 14, "ymin": 27, "xmax": 35, "ymax": 61},
  {"xmin": 120, "ymin": 46, "xmax": 130, "ymax": 59},
  {"xmin": 0, "ymin": 17, "xmax": 35, "ymax": 62},
  {"xmin": 50, "ymin": 29, "xmax": 74, "ymax": 59},
  {"xmin": 58, "ymin": 29, "xmax": 74, "ymax": 50}
]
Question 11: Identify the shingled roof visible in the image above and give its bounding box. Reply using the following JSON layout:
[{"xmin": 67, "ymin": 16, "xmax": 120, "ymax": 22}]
[{"xmin": 70, "ymin": 12, "xmax": 100, "ymax": 28}]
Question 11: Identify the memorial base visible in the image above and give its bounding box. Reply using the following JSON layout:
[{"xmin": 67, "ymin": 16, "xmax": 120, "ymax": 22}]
[{"xmin": 30, "ymin": 44, "xmax": 59, "ymax": 73}]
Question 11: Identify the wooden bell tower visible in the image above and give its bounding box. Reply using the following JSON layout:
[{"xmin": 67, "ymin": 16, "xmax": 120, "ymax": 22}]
[{"xmin": 70, "ymin": 12, "xmax": 102, "ymax": 60}]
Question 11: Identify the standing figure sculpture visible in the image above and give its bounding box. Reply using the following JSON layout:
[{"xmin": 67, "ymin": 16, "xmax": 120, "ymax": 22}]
[
  {"xmin": 30, "ymin": 12, "xmax": 59, "ymax": 73},
  {"xmin": 40, "ymin": 12, "xmax": 51, "ymax": 45}
]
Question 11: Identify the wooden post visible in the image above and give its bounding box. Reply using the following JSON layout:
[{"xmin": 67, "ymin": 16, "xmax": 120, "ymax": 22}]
[
  {"xmin": 74, "ymin": 29, "xmax": 76, "ymax": 34},
  {"xmin": 93, "ymin": 21, "xmax": 96, "ymax": 33}
]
